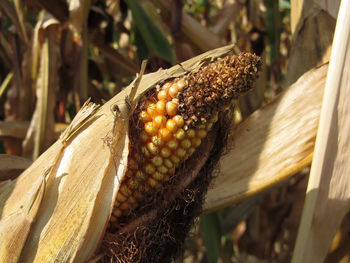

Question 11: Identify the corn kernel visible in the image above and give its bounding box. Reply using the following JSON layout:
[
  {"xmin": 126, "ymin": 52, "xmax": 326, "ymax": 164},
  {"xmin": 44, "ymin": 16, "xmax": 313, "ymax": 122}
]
[
  {"xmin": 136, "ymin": 171, "xmax": 146, "ymax": 181},
  {"xmin": 177, "ymin": 78, "xmax": 187, "ymax": 91},
  {"xmin": 145, "ymin": 122, "xmax": 158, "ymax": 135},
  {"xmin": 141, "ymin": 146, "xmax": 150, "ymax": 158},
  {"xmin": 120, "ymin": 202, "xmax": 130, "ymax": 210},
  {"xmin": 157, "ymin": 165, "xmax": 168, "ymax": 174},
  {"xmin": 173, "ymin": 115, "xmax": 184, "ymax": 127},
  {"xmin": 171, "ymin": 155, "xmax": 180, "ymax": 164},
  {"xmin": 116, "ymin": 192, "xmax": 127, "ymax": 202},
  {"xmin": 128, "ymin": 178, "xmax": 139, "ymax": 189},
  {"xmin": 148, "ymin": 177, "xmax": 161, "ymax": 188},
  {"xmin": 113, "ymin": 209, "xmax": 122, "ymax": 217},
  {"xmin": 159, "ymin": 128, "xmax": 173, "ymax": 142},
  {"xmin": 162, "ymin": 82, "xmax": 172, "ymax": 90},
  {"xmin": 197, "ymin": 129, "xmax": 207, "ymax": 139},
  {"xmin": 140, "ymin": 131, "xmax": 149, "ymax": 142},
  {"xmin": 157, "ymin": 89, "xmax": 169, "ymax": 101},
  {"xmin": 147, "ymin": 103, "xmax": 157, "ymax": 117},
  {"xmin": 151, "ymin": 156, "xmax": 163, "ymax": 166},
  {"xmin": 175, "ymin": 129, "xmax": 186, "ymax": 140},
  {"xmin": 166, "ymin": 119, "xmax": 177, "ymax": 132},
  {"xmin": 156, "ymin": 100, "xmax": 166, "ymax": 115},
  {"xmin": 164, "ymin": 159, "xmax": 174, "ymax": 168},
  {"xmin": 153, "ymin": 115, "xmax": 166, "ymax": 128},
  {"xmin": 145, "ymin": 163, "xmax": 156, "ymax": 174},
  {"xmin": 186, "ymin": 129, "xmax": 196, "ymax": 138},
  {"xmin": 160, "ymin": 147, "xmax": 171, "ymax": 158},
  {"xmin": 167, "ymin": 139, "xmax": 179, "ymax": 150},
  {"xmin": 188, "ymin": 147, "xmax": 196, "ymax": 155},
  {"xmin": 120, "ymin": 185, "xmax": 132, "ymax": 196},
  {"xmin": 153, "ymin": 171, "xmax": 164, "ymax": 181},
  {"xmin": 166, "ymin": 101, "xmax": 178, "ymax": 116},
  {"xmin": 176, "ymin": 148, "xmax": 186, "ymax": 158},
  {"xmin": 191, "ymin": 138, "xmax": 201, "ymax": 147},
  {"xmin": 139, "ymin": 110, "xmax": 152, "ymax": 123},
  {"xmin": 146, "ymin": 142, "xmax": 159, "ymax": 155},
  {"xmin": 152, "ymin": 136, "xmax": 164, "ymax": 147},
  {"xmin": 181, "ymin": 139, "xmax": 192, "ymax": 149},
  {"xmin": 169, "ymin": 84, "xmax": 179, "ymax": 98}
]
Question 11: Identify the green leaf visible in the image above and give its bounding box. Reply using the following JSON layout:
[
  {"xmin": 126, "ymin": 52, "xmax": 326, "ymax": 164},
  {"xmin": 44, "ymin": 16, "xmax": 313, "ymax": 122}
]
[
  {"xmin": 124, "ymin": 0, "xmax": 175, "ymax": 63},
  {"xmin": 200, "ymin": 212, "xmax": 222, "ymax": 263}
]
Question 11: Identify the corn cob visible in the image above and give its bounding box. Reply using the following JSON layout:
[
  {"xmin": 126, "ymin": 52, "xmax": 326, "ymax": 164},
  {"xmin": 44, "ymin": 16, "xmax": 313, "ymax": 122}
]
[{"xmin": 110, "ymin": 53, "xmax": 262, "ymax": 222}]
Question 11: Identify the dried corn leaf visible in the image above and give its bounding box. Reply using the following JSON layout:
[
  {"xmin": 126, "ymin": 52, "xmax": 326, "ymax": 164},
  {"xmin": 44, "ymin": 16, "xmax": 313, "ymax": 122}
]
[
  {"xmin": 204, "ymin": 63, "xmax": 327, "ymax": 212},
  {"xmin": 0, "ymin": 44, "xmax": 235, "ymax": 262},
  {"xmin": 292, "ymin": 0, "xmax": 350, "ymax": 261}
]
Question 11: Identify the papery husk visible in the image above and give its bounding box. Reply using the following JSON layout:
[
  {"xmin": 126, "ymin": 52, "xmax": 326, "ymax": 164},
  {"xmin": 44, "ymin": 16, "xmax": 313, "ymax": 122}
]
[{"xmin": 0, "ymin": 44, "xmax": 236, "ymax": 263}]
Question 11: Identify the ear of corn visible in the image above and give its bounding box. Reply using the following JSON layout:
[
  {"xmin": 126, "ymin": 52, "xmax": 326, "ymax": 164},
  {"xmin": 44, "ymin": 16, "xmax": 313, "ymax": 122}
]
[{"xmin": 110, "ymin": 53, "xmax": 262, "ymax": 223}]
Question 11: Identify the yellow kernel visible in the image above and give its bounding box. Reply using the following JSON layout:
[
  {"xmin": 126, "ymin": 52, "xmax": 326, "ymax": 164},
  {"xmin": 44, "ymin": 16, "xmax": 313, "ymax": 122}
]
[
  {"xmin": 116, "ymin": 192, "xmax": 127, "ymax": 202},
  {"xmin": 145, "ymin": 163, "xmax": 156, "ymax": 174},
  {"xmin": 120, "ymin": 202, "xmax": 130, "ymax": 210},
  {"xmin": 129, "ymin": 196, "xmax": 137, "ymax": 205},
  {"xmin": 146, "ymin": 142, "xmax": 159, "ymax": 155},
  {"xmin": 147, "ymin": 103, "xmax": 157, "ymax": 117},
  {"xmin": 120, "ymin": 185, "xmax": 132, "ymax": 196},
  {"xmin": 177, "ymin": 78, "xmax": 187, "ymax": 91},
  {"xmin": 140, "ymin": 131, "xmax": 149, "ymax": 142},
  {"xmin": 181, "ymin": 139, "xmax": 192, "ymax": 149},
  {"xmin": 173, "ymin": 115, "xmax": 184, "ymax": 127},
  {"xmin": 153, "ymin": 115, "xmax": 166, "ymax": 128},
  {"xmin": 175, "ymin": 129, "xmax": 185, "ymax": 140},
  {"xmin": 197, "ymin": 129, "xmax": 207, "ymax": 139},
  {"xmin": 151, "ymin": 156, "xmax": 163, "ymax": 166},
  {"xmin": 153, "ymin": 171, "xmax": 164, "ymax": 181},
  {"xmin": 160, "ymin": 147, "xmax": 171, "ymax": 158},
  {"xmin": 191, "ymin": 138, "xmax": 201, "ymax": 147},
  {"xmin": 128, "ymin": 178, "xmax": 139, "ymax": 189},
  {"xmin": 162, "ymin": 82, "xmax": 172, "ymax": 90},
  {"xmin": 159, "ymin": 128, "xmax": 173, "ymax": 142},
  {"xmin": 166, "ymin": 101, "xmax": 178, "ymax": 116},
  {"xmin": 156, "ymin": 100, "xmax": 166, "ymax": 115},
  {"xmin": 166, "ymin": 119, "xmax": 177, "ymax": 132},
  {"xmin": 169, "ymin": 84, "xmax": 179, "ymax": 98},
  {"xmin": 186, "ymin": 129, "xmax": 196, "ymax": 138},
  {"xmin": 141, "ymin": 146, "xmax": 150, "ymax": 157},
  {"xmin": 167, "ymin": 139, "xmax": 179, "ymax": 150},
  {"xmin": 170, "ymin": 155, "xmax": 180, "ymax": 164},
  {"xmin": 157, "ymin": 89, "xmax": 169, "ymax": 101},
  {"xmin": 148, "ymin": 177, "xmax": 161, "ymax": 188},
  {"xmin": 164, "ymin": 159, "xmax": 174, "ymax": 168},
  {"xmin": 125, "ymin": 170, "xmax": 133, "ymax": 178},
  {"xmin": 152, "ymin": 136, "xmax": 164, "ymax": 147},
  {"xmin": 113, "ymin": 209, "xmax": 122, "ymax": 217},
  {"xmin": 157, "ymin": 165, "xmax": 168, "ymax": 174},
  {"xmin": 139, "ymin": 110, "xmax": 152, "ymax": 123},
  {"xmin": 128, "ymin": 158, "xmax": 139, "ymax": 170},
  {"xmin": 136, "ymin": 171, "xmax": 146, "ymax": 181},
  {"xmin": 176, "ymin": 148, "xmax": 186, "ymax": 158},
  {"xmin": 198, "ymin": 124, "xmax": 206, "ymax": 129},
  {"xmin": 145, "ymin": 122, "xmax": 158, "ymax": 135}
]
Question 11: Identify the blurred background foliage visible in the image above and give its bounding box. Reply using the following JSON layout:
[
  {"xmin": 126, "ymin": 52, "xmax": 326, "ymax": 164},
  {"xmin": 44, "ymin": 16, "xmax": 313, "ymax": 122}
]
[{"xmin": 0, "ymin": 0, "xmax": 345, "ymax": 262}]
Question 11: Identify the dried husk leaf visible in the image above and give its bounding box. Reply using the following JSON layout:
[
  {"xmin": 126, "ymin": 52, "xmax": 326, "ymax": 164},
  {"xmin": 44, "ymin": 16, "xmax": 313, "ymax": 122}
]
[
  {"xmin": 0, "ymin": 44, "xmax": 236, "ymax": 263},
  {"xmin": 204, "ymin": 63, "xmax": 327, "ymax": 212}
]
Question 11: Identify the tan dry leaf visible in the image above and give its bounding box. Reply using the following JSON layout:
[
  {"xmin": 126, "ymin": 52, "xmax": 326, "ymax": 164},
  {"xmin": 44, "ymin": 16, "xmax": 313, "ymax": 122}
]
[
  {"xmin": 204, "ymin": 63, "xmax": 327, "ymax": 212},
  {"xmin": 292, "ymin": 0, "xmax": 350, "ymax": 261}
]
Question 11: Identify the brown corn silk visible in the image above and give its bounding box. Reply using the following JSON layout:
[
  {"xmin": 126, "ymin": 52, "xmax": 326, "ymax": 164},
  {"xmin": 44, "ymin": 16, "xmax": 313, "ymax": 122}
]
[{"xmin": 104, "ymin": 53, "xmax": 262, "ymax": 262}]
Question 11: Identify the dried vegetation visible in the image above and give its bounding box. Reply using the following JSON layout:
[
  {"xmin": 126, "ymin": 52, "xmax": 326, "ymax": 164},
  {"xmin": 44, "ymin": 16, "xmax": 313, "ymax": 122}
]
[{"xmin": 0, "ymin": 0, "xmax": 349, "ymax": 263}]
